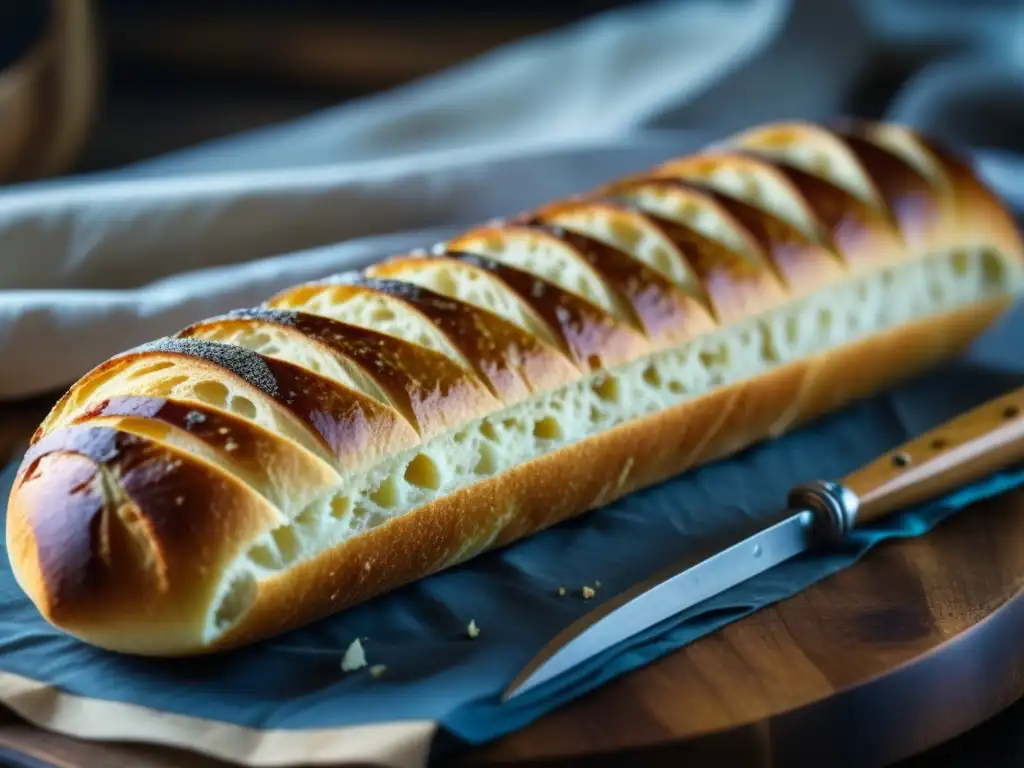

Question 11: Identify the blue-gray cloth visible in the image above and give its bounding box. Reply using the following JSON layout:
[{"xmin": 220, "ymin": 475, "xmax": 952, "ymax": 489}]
[{"xmin": 1, "ymin": 302, "xmax": 1023, "ymax": 751}]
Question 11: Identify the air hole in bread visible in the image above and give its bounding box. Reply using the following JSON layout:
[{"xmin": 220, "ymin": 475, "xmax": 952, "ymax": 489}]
[
  {"xmin": 952, "ymin": 249, "xmax": 969, "ymax": 276},
  {"xmin": 249, "ymin": 544, "xmax": 278, "ymax": 569},
  {"xmin": 429, "ymin": 267, "xmax": 459, "ymax": 296},
  {"xmin": 151, "ymin": 375, "xmax": 190, "ymax": 397},
  {"xmin": 405, "ymin": 453, "xmax": 441, "ymax": 490},
  {"xmin": 213, "ymin": 571, "xmax": 257, "ymax": 630},
  {"xmin": 295, "ymin": 506, "xmax": 319, "ymax": 534},
  {"xmin": 240, "ymin": 332, "xmax": 272, "ymax": 348},
  {"xmin": 784, "ymin": 315, "xmax": 800, "ymax": 347},
  {"xmin": 128, "ymin": 362, "xmax": 174, "ymax": 380},
  {"xmin": 193, "ymin": 380, "xmax": 230, "ymax": 408},
  {"xmin": 699, "ymin": 344, "xmax": 729, "ymax": 368},
  {"xmin": 330, "ymin": 496, "xmax": 351, "ymax": 520},
  {"xmin": 760, "ymin": 325, "xmax": 782, "ymax": 363},
  {"xmin": 817, "ymin": 307, "xmax": 834, "ymax": 333},
  {"xmin": 592, "ymin": 375, "xmax": 620, "ymax": 403},
  {"xmin": 271, "ymin": 526, "xmax": 301, "ymax": 565},
  {"xmin": 474, "ymin": 443, "xmax": 498, "ymax": 475},
  {"xmin": 208, "ymin": 245, "xmax": 1022, "ymax": 640},
  {"xmin": 371, "ymin": 476, "xmax": 400, "ymax": 508},
  {"xmin": 372, "ymin": 308, "xmax": 396, "ymax": 322},
  {"xmin": 643, "ymin": 364, "xmax": 662, "ymax": 388},
  {"xmin": 230, "ymin": 396, "xmax": 257, "ymax": 420},
  {"xmin": 533, "ymin": 416, "xmax": 563, "ymax": 440},
  {"xmin": 982, "ymin": 248, "xmax": 1008, "ymax": 284}
]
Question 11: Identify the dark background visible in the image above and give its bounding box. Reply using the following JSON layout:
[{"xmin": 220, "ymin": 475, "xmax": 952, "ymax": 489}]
[{"xmin": 2, "ymin": 1, "xmax": 1023, "ymax": 765}]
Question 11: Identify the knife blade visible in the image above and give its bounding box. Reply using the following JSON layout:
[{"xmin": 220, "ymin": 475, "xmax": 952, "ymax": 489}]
[{"xmin": 503, "ymin": 387, "xmax": 1024, "ymax": 701}]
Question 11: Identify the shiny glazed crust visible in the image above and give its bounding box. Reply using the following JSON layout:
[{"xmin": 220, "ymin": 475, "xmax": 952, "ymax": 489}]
[{"xmin": 7, "ymin": 120, "xmax": 1024, "ymax": 656}]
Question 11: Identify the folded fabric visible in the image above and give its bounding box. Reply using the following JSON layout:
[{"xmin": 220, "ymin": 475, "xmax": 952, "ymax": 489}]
[{"xmin": 1, "ymin": 0, "xmax": 1023, "ymax": 398}]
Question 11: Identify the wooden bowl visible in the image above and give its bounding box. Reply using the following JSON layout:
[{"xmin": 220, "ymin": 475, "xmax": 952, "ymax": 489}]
[{"xmin": 0, "ymin": 0, "xmax": 100, "ymax": 184}]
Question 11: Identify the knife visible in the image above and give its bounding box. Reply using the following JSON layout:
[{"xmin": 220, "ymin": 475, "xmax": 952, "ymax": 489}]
[{"xmin": 503, "ymin": 387, "xmax": 1024, "ymax": 701}]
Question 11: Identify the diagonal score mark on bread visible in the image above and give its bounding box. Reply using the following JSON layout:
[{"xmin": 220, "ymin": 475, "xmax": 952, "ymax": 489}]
[
  {"xmin": 719, "ymin": 120, "xmax": 886, "ymax": 207},
  {"xmin": 8, "ymin": 121, "xmax": 1024, "ymax": 656}
]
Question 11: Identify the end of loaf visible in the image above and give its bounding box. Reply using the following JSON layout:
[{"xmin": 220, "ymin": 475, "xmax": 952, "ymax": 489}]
[{"xmin": 6, "ymin": 423, "xmax": 282, "ymax": 656}]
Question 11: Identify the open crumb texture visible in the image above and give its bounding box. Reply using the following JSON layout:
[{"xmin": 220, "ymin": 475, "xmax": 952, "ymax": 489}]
[{"xmin": 7, "ymin": 119, "xmax": 1024, "ymax": 655}]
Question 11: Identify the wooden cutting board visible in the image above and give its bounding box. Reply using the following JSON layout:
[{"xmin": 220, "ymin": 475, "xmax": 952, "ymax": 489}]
[{"xmin": 1, "ymin": 396, "xmax": 1023, "ymax": 767}]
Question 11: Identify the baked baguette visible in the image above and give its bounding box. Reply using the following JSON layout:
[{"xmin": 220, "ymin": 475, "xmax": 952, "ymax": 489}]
[{"xmin": 8, "ymin": 120, "xmax": 1024, "ymax": 657}]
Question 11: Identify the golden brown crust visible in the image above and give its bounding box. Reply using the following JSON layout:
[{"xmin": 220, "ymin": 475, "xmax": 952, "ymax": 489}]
[
  {"xmin": 347, "ymin": 276, "xmax": 576, "ymax": 401},
  {"xmin": 38, "ymin": 344, "xmax": 421, "ymax": 470},
  {"xmin": 640, "ymin": 176, "xmax": 847, "ymax": 292},
  {"xmin": 212, "ymin": 297, "xmax": 1011, "ymax": 652},
  {"xmin": 912, "ymin": 134, "xmax": 1024, "ymax": 258},
  {"xmin": 731, "ymin": 150, "xmax": 907, "ymax": 273},
  {"xmin": 600, "ymin": 178, "xmax": 791, "ymax": 323},
  {"xmin": 179, "ymin": 307, "xmax": 500, "ymax": 439},
  {"xmin": 72, "ymin": 396, "xmax": 340, "ymax": 514},
  {"xmin": 9, "ymin": 424, "xmax": 280, "ymax": 654},
  {"xmin": 7, "ymin": 119, "xmax": 1024, "ymax": 656},
  {"xmin": 831, "ymin": 129, "xmax": 951, "ymax": 257},
  {"xmin": 441, "ymin": 249, "xmax": 651, "ymax": 372},
  {"xmin": 517, "ymin": 220, "xmax": 719, "ymax": 349}
]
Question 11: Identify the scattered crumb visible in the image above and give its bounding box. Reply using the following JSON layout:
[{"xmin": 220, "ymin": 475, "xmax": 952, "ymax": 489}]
[
  {"xmin": 224, "ymin": 440, "xmax": 239, "ymax": 452},
  {"xmin": 467, "ymin": 619, "xmax": 480, "ymax": 639},
  {"xmin": 595, "ymin": 581, "xmax": 601, "ymax": 588},
  {"xmin": 341, "ymin": 638, "xmax": 367, "ymax": 672},
  {"xmin": 369, "ymin": 664, "xmax": 387, "ymax": 678},
  {"xmin": 174, "ymin": 496, "xmax": 184, "ymax": 506},
  {"xmin": 557, "ymin": 586, "xmax": 566, "ymax": 596},
  {"xmin": 582, "ymin": 586, "xmax": 596, "ymax": 600},
  {"xmin": 217, "ymin": 427, "xmax": 229, "ymax": 435}
]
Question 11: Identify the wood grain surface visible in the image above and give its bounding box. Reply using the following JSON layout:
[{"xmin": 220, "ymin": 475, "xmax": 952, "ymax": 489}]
[{"xmin": 1, "ymin": 394, "xmax": 1023, "ymax": 768}]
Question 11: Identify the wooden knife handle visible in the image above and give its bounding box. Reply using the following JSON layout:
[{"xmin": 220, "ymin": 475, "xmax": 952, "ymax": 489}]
[{"xmin": 840, "ymin": 387, "xmax": 1024, "ymax": 527}]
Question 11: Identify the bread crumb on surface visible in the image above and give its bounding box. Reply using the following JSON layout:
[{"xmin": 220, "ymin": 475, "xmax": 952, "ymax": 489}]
[
  {"xmin": 582, "ymin": 586, "xmax": 596, "ymax": 599},
  {"xmin": 369, "ymin": 664, "xmax": 387, "ymax": 678},
  {"xmin": 341, "ymin": 638, "xmax": 367, "ymax": 672},
  {"xmin": 467, "ymin": 619, "xmax": 480, "ymax": 639},
  {"xmin": 595, "ymin": 580, "xmax": 601, "ymax": 588},
  {"xmin": 557, "ymin": 586, "xmax": 566, "ymax": 596}
]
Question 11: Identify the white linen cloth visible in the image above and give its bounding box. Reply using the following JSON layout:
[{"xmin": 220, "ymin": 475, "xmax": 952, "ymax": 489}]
[{"xmin": 1, "ymin": 0, "xmax": 1023, "ymax": 399}]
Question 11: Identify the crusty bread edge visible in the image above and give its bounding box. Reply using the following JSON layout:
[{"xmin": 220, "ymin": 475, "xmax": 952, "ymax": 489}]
[{"xmin": 206, "ymin": 295, "xmax": 1011, "ymax": 653}]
